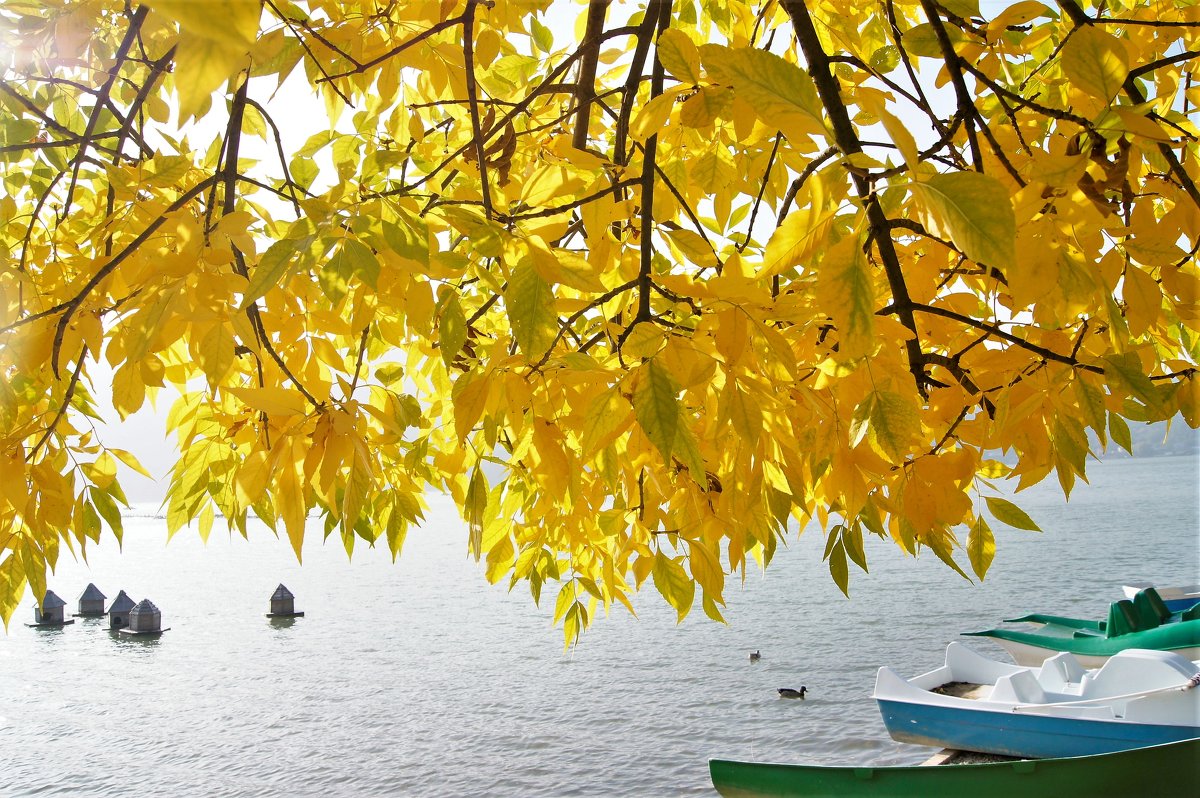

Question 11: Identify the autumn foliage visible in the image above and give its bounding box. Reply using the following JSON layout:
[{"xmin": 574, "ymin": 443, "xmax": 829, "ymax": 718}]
[{"xmin": 1, "ymin": 0, "xmax": 1197, "ymax": 641}]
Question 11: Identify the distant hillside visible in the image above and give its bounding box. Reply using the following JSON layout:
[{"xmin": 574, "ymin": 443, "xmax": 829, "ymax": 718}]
[{"xmin": 1094, "ymin": 419, "xmax": 1199, "ymax": 459}]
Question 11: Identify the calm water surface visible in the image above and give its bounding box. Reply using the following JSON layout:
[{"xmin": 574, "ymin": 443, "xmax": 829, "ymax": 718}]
[{"xmin": 3, "ymin": 454, "xmax": 1197, "ymax": 796}]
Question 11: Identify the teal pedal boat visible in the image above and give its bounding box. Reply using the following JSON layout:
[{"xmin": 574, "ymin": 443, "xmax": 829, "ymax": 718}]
[{"xmin": 965, "ymin": 587, "xmax": 1200, "ymax": 667}]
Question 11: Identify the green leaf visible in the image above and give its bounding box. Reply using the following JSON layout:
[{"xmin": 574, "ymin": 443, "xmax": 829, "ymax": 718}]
[
  {"xmin": 816, "ymin": 235, "xmax": 876, "ymax": 361},
  {"xmin": 505, "ymin": 262, "xmax": 558, "ymax": 358},
  {"xmin": 90, "ymin": 486, "xmax": 124, "ymax": 543},
  {"xmin": 1061, "ymin": 25, "xmax": 1129, "ymax": 102},
  {"xmin": 243, "ymin": 236, "xmax": 310, "ymax": 308},
  {"xmin": 843, "ymin": 522, "xmax": 868, "ymax": 572},
  {"xmin": 915, "ymin": 172, "xmax": 1016, "ymax": 270},
  {"xmin": 439, "ymin": 294, "xmax": 468, "ymax": 369},
  {"xmin": 581, "ymin": 387, "xmax": 631, "ymax": 459},
  {"xmin": 967, "ymin": 516, "xmax": 995, "ymax": 579},
  {"xmin": 1109, "ymin": 413, "xmax": 1134, "ymax": 455},
  {"xmin": 985, "ymin": 496, "xmax": 1041, "ymax": 531},
  {"xmin": 382, "ymin": 211, "xmax": 430, "ymax": 265},
  {"xmin": 1103, "ymin": 352, "xmax": 1164, "ymax": 415},
  {"xmin": 634, "ymin": 361, "xmax": 681, "ymax": 466},
  {"xmin": 900, "ymin": 22, "xmax": 964, "ymax": 58},
  {"xmin": 652, "ymin": 552, "xmax": 695, "ymax": 623},
  {"xmin": 827, "ymin": 540, "xmax": 850, "ymax": 597},
  {"xmin": 329, "ymin": 238, "xmax": 380, "ymax": 288},
  {"xmin": 868, "ymin": 390, "xmax": 920, "ymax": 463},
  {"xmin": 465, "ymin": 466, "xmax": 488, "ymax": 561},
  {"xmin": 530, "ymin": 17, "xmax": 554, "ymax": 54}
]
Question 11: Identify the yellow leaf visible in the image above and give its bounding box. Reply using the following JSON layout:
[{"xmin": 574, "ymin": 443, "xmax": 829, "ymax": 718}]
[
  {"xmin": 580, "ymin": 387, "xmax": 631, "ymax": 459},
  {"xmin": 688, "ymin": 540, "xmax": 725, "ymax": 600},
  {"xmin": 1029, "ymin": 150, "xmax": 1087, "ymax": 189},
  {"xmin": 679, "ymin": 86, "xmax": 731, "ymax": 128},
  {"xmin": 519, "ymin": 165, "xmax": 570, "ymax": 207},
  {"xmin": 277, "ymin": 465, "xmax": 305, "ymax": 562},
  {"xmin": 666, "ymin": 228, "xmax": 717, "ymax": 268},
  {"xmin": 199, "ymin": 323, "xmax": 235, "ymax": 388},
  {"xmin": 914, "ymin": 172, "xmax": 1016, "ymax": 270},
  {"xmin": 985, "ymin": 496, "xmax": 1041, "ymax": 531},
  {"xmin": 505, "ymin": 261, "xmax": 558, "ymax": 358},
  {"xmin": 815, "ymin": 235, "xmax": 875, "ymax": 361},
  {"xmin": 145, "ymin": 0, "xmax": 260, "ymax": 47},
  {"xmin": 701, "ymin": 45, "xmax": 823, "ymax": 144},
  {"xmin": 1113, "ymin": 108, "xmax": 1172, "ymax": 143},
  {"xmin": 1122, "ymin": 264, "xmax": 1161, "ymax": 336},
  {"xmin": 83, "ymin": 452, "xmax": 118, "ymax": 490},
  {"xmin": 967, "ymin": 516, "xmax": 994, "ymax": 579},
  {"xmin": 110, "ymin": 448, "xmax": 153, "ymax": 479},
  {"xmin": 652, "ymin": 552, "xmax": 694, "ymax": 623},
  {"xmin": 623, "ymin": 322, "xmax": 666, "ymax": 360},
  {"xmin": 235, "ymin": 449, "xmax": 270, "ymax": 509},
  {"xmin": 859, "ymin": 92, "xmax": 918, "ymax": 170},
  {"xmin": 867, "ymin": 389, "xmax": 921, "ymax": 464},
  {"xmin": 986, "ymin": 1, "xmax": 1048, "ymax": 36},
  {"xmin": 452, "ymin": 371, "xmax": 490, "ymax": 442},
  {"xmin": 630, "ymin": 88, "xmax": 682, "ymax": 141},
  {"xmin": 1061, "ymin": 25, "xmax": 1129, "ymax": 102},
  {"xmin": 228, "ymin": 386, "xmax": 309, "ymax": 416},
  {"xmin": 656, "ymin": 29, "xmax": 701, "ymax": 84},
  {"xmin": 171, "ymin": 31, "xmax": 250, "ymax": 122},
  {"xmin": 721, "ymin": 378, "xmax": 762, "ymax": 448},
  {"xmin": 527, "ymin": 238, "xmax": 606, "ymax": 293},
  {"xmin": 761, "ymin": 202, "xmax": 836, "ymax": 278}
]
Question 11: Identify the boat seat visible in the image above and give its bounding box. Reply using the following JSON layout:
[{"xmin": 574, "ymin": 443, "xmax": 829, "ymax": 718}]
[
  {"xmin": 1037, "ymin": 652, "xmax": 1087, "ymax": 691},
  {"xmin": 1105, "ymin": 599, "xmax": 1141, "ymax": 638},
  {"xmin": 990, "ymin": 670, "xmax": 1047, "ymax": 704},
  {"xmin": 1134, "ymin": 588, "xmax": 1171, "ymax": 625}
]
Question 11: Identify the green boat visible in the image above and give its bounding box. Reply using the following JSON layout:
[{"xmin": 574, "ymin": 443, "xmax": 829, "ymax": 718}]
[
  {"xmin": 963, "ymin": 588, "xmax": 1200, "ymax": 667},
  {"xmin": 709, "ymin": 739, "xmax": 1200, "ymax": 797}
]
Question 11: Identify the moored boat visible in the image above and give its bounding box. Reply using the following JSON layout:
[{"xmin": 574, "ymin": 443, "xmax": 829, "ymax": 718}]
[
  {"xmin": 873, "ymin": 643, "xmax": 1200, "ymax": 759},
  {"xmin": 964, "ymin": 588, "xmax": 1200, "ymax": 667},
  {"xmin": 709, "ymin": 738, "xmax": 1200, "ymax": 798},
  {"xmin": 1123, "ymin": 582, "xmax": 1200, "ymax": 613}
]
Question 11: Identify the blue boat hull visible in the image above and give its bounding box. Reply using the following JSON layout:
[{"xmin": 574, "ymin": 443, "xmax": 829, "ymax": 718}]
[{"xmin": 877, "ymin": 699, "xmax": 1200, "ymax": 759}]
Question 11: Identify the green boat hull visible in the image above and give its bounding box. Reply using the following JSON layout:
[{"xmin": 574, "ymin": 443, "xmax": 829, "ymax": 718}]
[{"xmin": 709, "ymin": 739, "xmax": 1200, "ymax": 797}]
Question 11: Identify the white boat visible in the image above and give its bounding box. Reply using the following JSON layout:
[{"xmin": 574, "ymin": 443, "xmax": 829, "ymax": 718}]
[
  {"xmin": 874, "ymin": 642, "xmax": 1200, "ymax": 759},
  {"xmin": 1123, "ymin": 583, "xmax": 1200, "ymax": 613}
]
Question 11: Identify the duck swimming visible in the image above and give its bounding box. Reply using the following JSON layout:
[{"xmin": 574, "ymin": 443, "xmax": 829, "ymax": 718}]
[
  {"xmin": 778, "ymin": 686, "xmax": 807, "ymax": 699},
  {"xmin": 749, "ymin": 650, "xmax": 761, "ymax": 661}
]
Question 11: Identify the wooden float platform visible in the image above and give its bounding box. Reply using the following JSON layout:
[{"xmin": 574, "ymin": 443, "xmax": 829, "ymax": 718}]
[
  {"xmin": 117, "ymin": 627, "xmax": 170, "ymax": 636},
  {"xmin": 25, "ymin": 619, "xmax": 76, "ymax": 628},
  {"xmin": 267, "ymin": 611, "xmax": 305, "ymax": 618}
]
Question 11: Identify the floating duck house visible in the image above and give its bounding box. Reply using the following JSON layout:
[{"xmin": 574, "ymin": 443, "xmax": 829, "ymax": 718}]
[
  {"xmin": 27, "ymin": 589, "xmax": 73, "ymax": 627},
  {"xmin": 120, "ymin": 598, "xmax": 168, "ymax": 636},
  {"xmin": 267, "ymin": 584, "xmax": 304, "ymax": 618},
  {"xmin": 76, "ymin": 583, "xmax": 107, "ymax": 617},
  {"xmin": 107, "ymin": 590, "xmax": 136, "ymax": 630}
]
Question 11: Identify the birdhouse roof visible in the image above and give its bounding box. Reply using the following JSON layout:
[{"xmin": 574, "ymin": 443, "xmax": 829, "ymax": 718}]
[
  {"xmin": 41, "ymin": 590, "xmax": 66, "ymax": 609},
  {"xmin": 271, "ymin": 584, "xmax": 294, "ymax": 600},
  {"xmin": 79, "ymin": 583, "xmax": 106, "ymax": 601},
  {"xmin": 108, "ymin": 591, "xmax": 136, "ymax": 612},
  {"xmin": 130, "ymin": 599, "xmax": 160, "ymax": 615}
]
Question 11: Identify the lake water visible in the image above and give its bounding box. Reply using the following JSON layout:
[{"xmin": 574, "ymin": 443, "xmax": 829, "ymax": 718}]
[{"xmin": 3, "ymin": 454, "xmax": 1197, "ymax": 796}]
